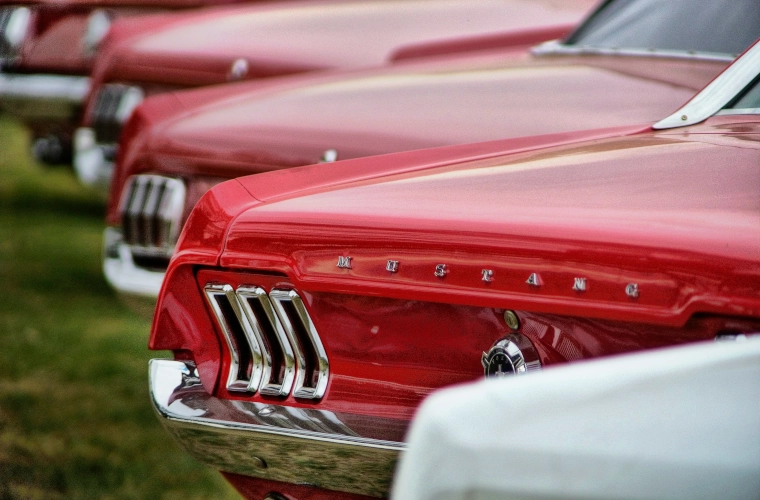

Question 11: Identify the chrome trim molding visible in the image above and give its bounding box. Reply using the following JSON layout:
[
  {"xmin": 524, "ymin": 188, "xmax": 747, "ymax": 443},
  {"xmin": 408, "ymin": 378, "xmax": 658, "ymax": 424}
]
[
  {"xmin": 205, "ymin": 284, "xmax": 266, "ymax": 393},
  {"xmin": 204, "ymin": 284, "xmax": 329, "ymax": 400},
  {"xmin": 269, "ymin": 289, "xmax": 330, "ymax": 400},
  {"xmin": 0, "ymin": 73, "xmax": 90, "ymax": 119},
  {"xmin": 654, "ymin": 41, "xmax": 760, "ymax": 129},
  {"xmin": 150, "ymin": 359, "xmax": 403, "ymax": 498},
  {"xmin": 102, "ymin": 227, "xmax": 165, "ymax": 300},
  {"xmin": 237, "ymin": 286, "xmax": 297, "ymax": 397},
  {"xmin": 532, "ymin": 40, "xmax": 735, "ymax": 63},
  {"xmin": 118, "ymin": 175, "xmax": 186, "ymax": 257}
]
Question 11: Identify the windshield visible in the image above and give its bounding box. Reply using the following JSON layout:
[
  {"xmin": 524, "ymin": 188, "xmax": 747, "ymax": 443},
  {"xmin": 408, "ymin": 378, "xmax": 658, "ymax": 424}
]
[
  {"xmin": 726, "ymin": 77, "xmax": 760, "ymax": 112},
  {"xmin": 566, "ymin": 0, "xmax": 760, "ymax": 57}
]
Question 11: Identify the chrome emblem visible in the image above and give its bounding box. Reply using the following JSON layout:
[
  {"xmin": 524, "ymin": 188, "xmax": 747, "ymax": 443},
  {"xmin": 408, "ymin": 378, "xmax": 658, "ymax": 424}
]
[
  {"xmin": 626, "ymin": 283, "xmax": 639, "ymax": 298},
  {"xmin": 434, "ymin": 264, "xmax": 448, "ymax": 278},
  {"xmin": 526, "ymin": 273, "xmax": 542, "ymax": 287},
  {"xmin": 481, "ymin": 269, "xmax": 494, "ymax": 282},
  {"xmin": 481, "ymin": 333, "xmax": 541, "ymax": 378},
  {"xmin": 386, "ymin": 260, "xmax": 399, "ymax": 273},
  {"xmin": 573, "ymin": 277, "xmax": 587, "ymax": 292},
  {"xmin": 337, "ymin": 256, "xmax": 352, "ymax": 269}
]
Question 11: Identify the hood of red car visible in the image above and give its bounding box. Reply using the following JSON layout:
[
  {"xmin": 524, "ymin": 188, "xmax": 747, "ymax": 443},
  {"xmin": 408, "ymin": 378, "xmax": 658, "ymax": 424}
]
[
  {"xmin": 134, "ymin": 53, "xmax": 727, "ymax": 174},
  {"xmin": 219, "ymin": 116, "xmax": 760, "ymax": 324},
  {"xmin": 9, "ymin": 0, "xmax": 250, "ymax": 8},
  {"xmin": 97, "ymin": 0, "xmax": 595, "ymax": 85}
]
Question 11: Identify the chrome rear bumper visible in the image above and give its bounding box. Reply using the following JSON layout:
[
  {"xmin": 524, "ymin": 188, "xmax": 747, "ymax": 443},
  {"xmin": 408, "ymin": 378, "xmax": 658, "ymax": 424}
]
[
  {"xmin": 0, "ymin": 72, "xmax": 90, "ymax": 120},
  {"xmin": 150, "ymin": 359, "xmax": 405, "ymax": 498}
]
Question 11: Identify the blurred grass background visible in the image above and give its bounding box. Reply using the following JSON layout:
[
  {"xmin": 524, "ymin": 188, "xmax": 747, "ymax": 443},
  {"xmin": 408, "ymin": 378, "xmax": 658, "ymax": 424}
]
[{"xmin": 0, "ymin": 115, "xmax": 239, "ymax": 499}]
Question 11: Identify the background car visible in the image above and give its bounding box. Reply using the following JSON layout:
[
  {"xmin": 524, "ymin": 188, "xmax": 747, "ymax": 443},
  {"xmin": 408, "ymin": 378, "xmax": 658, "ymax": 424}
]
[
  {"xmin": 148, "ymin": 38, "xmax": 760, "ymax": 499},
  {"xmin": 392, "ymin": 337, "xmax": 760, "ymax": 500},
  {"xmin": 74, "ymin": 0, "xmax": 594, "ymax": 186},
  {"xmin": 102, "ymin": 0, "xmax": 759, "ymax": 307},
  {"xmin": 0, "ymin": 0, "xmax": 278, "ymax": 165}
]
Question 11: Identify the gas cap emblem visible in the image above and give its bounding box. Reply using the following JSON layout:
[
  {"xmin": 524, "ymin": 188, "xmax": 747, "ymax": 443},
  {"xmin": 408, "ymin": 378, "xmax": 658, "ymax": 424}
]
[{"xmin": 481, "ymin": 333, "xmax": 541, "ymax": 378}]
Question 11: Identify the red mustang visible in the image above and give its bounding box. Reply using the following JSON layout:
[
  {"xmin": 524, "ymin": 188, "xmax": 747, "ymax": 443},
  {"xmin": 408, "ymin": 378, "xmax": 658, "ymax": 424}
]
[
  {"xmin": 74, "ymin": 0, "xmax": 593, "ymax": 185},
  {"xmin": 0, "ymin": 0, "xmax": 284, "ymax": 165},
  {"xmin": 148, "ymin": 40, "xmax": 760, "ymax": 498},
  {"xmin": 103, "ymin": 0, "xmax": 759, "ymax": 306}
]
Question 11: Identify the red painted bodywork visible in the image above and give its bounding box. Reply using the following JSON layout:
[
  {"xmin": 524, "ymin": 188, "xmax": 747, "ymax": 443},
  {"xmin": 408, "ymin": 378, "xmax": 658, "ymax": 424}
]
[
  {"xmin": 150, "ymin": 114, "xmax": 760, "ymax": 497},
  {"xmin": 84, "ymin": 0, "xmax": 595, "ymax": 126},
  {"xmin": 90, "ymin": 0, "xmax": 594, "ymax": 86},
  {"xmin": 4, "ymin": 0, "xmax": 265, "ymax": 75},
  {"xmin": 108, "ymin": 50, "xmax": 727, "ymax": 225}
]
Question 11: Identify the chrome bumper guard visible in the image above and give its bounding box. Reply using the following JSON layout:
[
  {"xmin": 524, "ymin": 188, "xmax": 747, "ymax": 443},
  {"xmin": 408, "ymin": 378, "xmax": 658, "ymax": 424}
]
[
  {"xmin": 103, "ymin": 227, "xmax": 165, "ymax": 300},
  {"xmin": 0, "ymin": 72, "xmax": 90, "ymax": 120},
  {"xmin": 150, "ymin": 359, "xmax": 405, "ymax": 498}
]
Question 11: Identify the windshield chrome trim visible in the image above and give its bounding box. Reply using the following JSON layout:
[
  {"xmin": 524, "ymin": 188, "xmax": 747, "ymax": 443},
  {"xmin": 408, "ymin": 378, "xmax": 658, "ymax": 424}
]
[
  {"xmin": 532, "ymin": 40, "xmax": 735, "ymax": 63},
  {"xmin": 654, "ymin": 41, "xmax": 760, "ymax": 130}
]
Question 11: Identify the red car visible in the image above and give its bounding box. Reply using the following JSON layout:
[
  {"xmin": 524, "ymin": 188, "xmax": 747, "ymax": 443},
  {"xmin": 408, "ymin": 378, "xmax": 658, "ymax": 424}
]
[
  {"xmin": 148, "ymin": 40, "xmax": 760, "ymax": 498},
  {"xmin": 103, "ymin": 0, "xmax": 759, "ymax": 306},
  {"xmin": 0, "ymin": 0, "xmax": 274, "ymax": 165},
  {"xmin": 74, "ymin": 0, "xmax": 593, "ymax": 185}
]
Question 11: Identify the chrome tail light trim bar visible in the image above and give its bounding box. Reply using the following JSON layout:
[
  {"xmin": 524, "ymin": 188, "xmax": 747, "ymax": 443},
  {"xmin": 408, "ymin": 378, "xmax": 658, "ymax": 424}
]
[
  {"xmin": 204, "ymin": 284, "xmax": 328, "ymax": 400},
  {"xmin": 204, "ymin": 284, "xmax": 265, "ymax": 393},
  {"xmin": 119, "ymin": 175, "xmax": 185, "ymax": 257},
  {"xmin": 150, "ymin": 359, "xmax": 402, "ymax": 498},
  {"xmin": 270, "ymin": 289, "xmax": 330, "ymax": 400},
  {"xmin": 237, "ymin": 286, "xmax": 297, "ymax": 397}
]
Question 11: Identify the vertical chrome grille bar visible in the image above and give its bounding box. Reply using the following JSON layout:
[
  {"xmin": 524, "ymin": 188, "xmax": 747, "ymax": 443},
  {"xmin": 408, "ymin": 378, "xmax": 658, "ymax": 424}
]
[
  {"xmin": 270, "ymin": 289, "xmax": 329, "ymax": 400},
  {"xmin": 204, "ymin": 284, "xmax": 264, "ymax": 393},
  {"xmin": 236, "ymin": 286, "xmax": 296, "ymax": 397}
]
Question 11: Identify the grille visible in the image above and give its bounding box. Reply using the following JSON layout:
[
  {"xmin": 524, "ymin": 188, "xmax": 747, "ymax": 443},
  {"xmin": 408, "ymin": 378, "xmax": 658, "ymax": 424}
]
[
  {"xmin": 204, "ymin": 284, "xmax": 329, "ymax": 400},
  {"xmin": 90, "ymin": 84, "xmax": 144, "ymax": 143},
  {"xmin": 119, "ymin": 175, "xmax": 185, "ymax": 257}
]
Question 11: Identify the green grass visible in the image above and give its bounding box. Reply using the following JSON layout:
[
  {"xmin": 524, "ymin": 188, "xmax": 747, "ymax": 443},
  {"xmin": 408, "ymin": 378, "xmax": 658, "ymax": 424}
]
[{"xmin": 0, "ymin": 115, "xmax": 239, "ymax": 499}]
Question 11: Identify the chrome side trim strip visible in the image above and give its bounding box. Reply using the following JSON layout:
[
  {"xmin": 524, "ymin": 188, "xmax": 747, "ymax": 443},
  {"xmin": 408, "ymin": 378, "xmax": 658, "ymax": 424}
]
[
  {"xmin": 653, "ymin": 41, "xmax": 760, "ymax": 129},
  {"xmin": 270, "ymin": 288, "xmax": 330, "ymax": 400},
  {"xmin": 236, "ymin": 286, "xmax": 297, "ymax": 397},
  {"xmin": 204, "ymin": 284, "xmax": 264, "ymax": 393},
  {"xmin": 532, "ymin": 40, "xmax": 735, "ymax": 63},
  {"xmin": 150, "ymin": 359, "xmax": 403, "ymax": 498}
]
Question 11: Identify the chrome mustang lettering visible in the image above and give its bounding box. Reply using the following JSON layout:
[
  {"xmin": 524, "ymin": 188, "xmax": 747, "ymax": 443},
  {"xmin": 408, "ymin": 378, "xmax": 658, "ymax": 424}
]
[
  {"xmin": 434, "ymin": 264, "xmax": 448, "ymax": 278},
  {"xmin": 386, "ymin": 260, "xmax": 399, "ymax": 273},
  {"xmin": 526, "ymin": 273, "xmax": 542, "ymax": 287},
  {"xmin": 337, "ymin": 256, "xmax": 352, "ymax": 269},
  {"xmin": 481, "ymin": 269, "xmax": 494, "ymax": 282},
  {"xmin": 573, "ymin": 277, "xmax": 587, "ymax": 292},
  {"xmin": 626, "ymin": 283, "xmax": 639, "ymax": 298}
]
